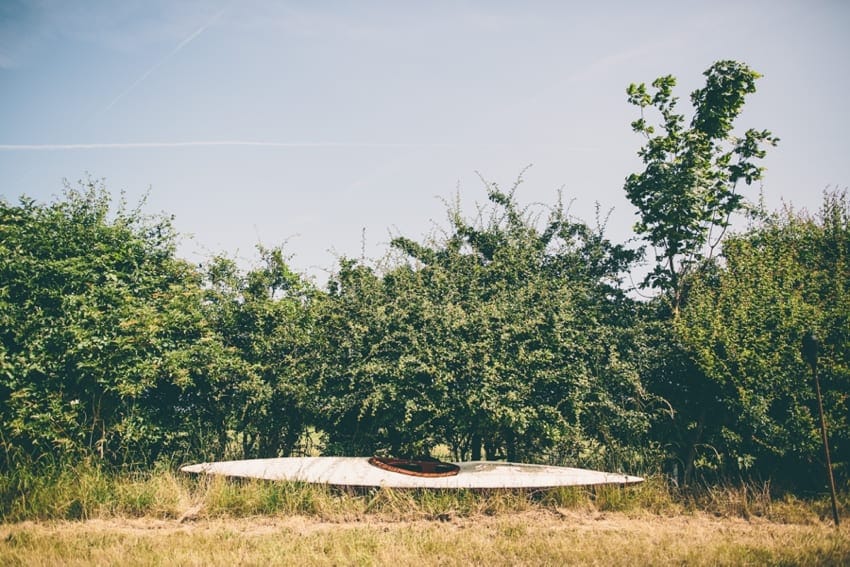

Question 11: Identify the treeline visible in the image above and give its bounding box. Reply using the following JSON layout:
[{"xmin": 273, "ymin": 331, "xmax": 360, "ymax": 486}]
[
  {"xmin": 1, "ymin": 61, "xmax": 847, "ymax": 491},
  {"xmin": 2, "ymin": 180, "xmax": 847, "ymax": 490}
]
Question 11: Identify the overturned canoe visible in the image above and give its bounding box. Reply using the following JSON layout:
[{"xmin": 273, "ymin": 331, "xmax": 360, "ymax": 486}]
[{"xmin": 180, "ymin": 457, "xmax": 643, "ymax": 489}]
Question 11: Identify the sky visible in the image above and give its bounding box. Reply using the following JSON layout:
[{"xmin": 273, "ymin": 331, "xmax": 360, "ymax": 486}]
[{"xmin": 1, "ymin": 0, "xmax": 849, "ymax": 285}]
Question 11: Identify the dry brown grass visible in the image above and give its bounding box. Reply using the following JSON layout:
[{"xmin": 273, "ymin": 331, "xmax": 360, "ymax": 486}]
[{"xmin": 2, "ymin": 511, "xmax": 849, "ymax": 566}]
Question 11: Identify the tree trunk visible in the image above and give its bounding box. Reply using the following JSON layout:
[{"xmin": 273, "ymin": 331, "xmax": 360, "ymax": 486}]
[
  {"xmin": 505, "ymin": 430, "xmax": 517, "ymax": 462},
  {"xmin": 471, "ymin": 433, "xmax": 482, "ymax": 461},
  {"xmin": 683, "ymin": 408, "xmax": 707, "ymax": 486}
]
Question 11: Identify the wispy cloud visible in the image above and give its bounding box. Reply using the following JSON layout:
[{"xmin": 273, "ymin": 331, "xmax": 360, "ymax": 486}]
[
  {"xmin": 100, "ymin": 4, "xmax": 229, "ymax": 113},
  {"xmin": 0, "ymin": 141, "xmax": 417, "ymax": 151},
  {"xmin": 0, "ymin": 140, "xmax": 600, "ymax": 151},
  {"xmin": 2, "ymin": 1, "xmax": 222, "ymax": 70}
]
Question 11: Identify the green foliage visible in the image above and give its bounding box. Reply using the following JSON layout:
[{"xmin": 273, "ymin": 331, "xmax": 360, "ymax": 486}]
[
  {"xmin": 2, "ymin": 59, "xmax": 844, "ymax": 496},
  {"xmin": 0, "ymin": 181, "xmax": 234, "ymax": 466},
  {"xmin": 625, "ymin": 60, "xmax": 778, "ymax": 310},
  {"xmin": 676, "ymin": 191, "xmax": 850, "ymax": 487},
  {"xmin": 201, "ymin": 246, "xmax": 317, "ymax": 458},
  {"xmin": 312, "ymin": 257, "xmax": 445, "ymax": 456},
  {"xmin": 313, "ymin": 175, "xmax": 654, "ymax": 467}
]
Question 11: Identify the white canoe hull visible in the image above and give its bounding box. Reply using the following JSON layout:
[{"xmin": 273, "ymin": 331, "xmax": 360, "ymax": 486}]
[{"xmin": 180, "ymin": 457, "xmax": 643, "ymax": 489}]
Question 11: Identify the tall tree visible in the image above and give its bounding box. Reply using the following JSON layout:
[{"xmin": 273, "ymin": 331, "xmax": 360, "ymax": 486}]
[
  {"xmin": 625, "ymin": 60, "xmax": 778, "ymax": 312},
  {"xmin": 0, "ymin": 181, "xmax": 240, "ymax": 467},
  {"xmin": 314, "ymin": 176, "xmax": 653, "ymax": 467},
  {"xmin": 202, "ymin": 247, "xmax": 317, "ymax": 458},
  {"xmin": 675, "ymin": 191, "xmax": 850, "ymax": 487}
]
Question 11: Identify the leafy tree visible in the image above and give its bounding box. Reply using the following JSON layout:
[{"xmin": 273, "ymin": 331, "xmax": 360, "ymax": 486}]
[
  {"xmin": 314, "ymin": 177, "xmax": 655, "ymax": 468},
  {"xmin": 625, "ymin": 60, "xmax": 778, "ymax": 312},
  {"xmin": 675, "ymin": 191, "xmax": 850, "ymax": 487},
  {"xmin": 311, "ymin": 259, "xmax": 423, "ymax": 455},
  {"xmin": 201, "ymin": 247, "xmax": 317, "ymax": 458},
  {"xmin": 0, "ymin": 181, "xmax": 237, "ymax": 467}
]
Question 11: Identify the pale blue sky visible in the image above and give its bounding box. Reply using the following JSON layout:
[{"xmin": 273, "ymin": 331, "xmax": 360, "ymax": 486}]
[{"xmin": 1, "ymin": 0, "xmax": 848, "ymax": 283}]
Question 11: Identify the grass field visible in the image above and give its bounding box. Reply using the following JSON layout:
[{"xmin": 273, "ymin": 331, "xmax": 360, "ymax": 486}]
[
  {"xmin": 2, "ymin": 464, "xmax": 849, "ymax": 565},
  {"xmin": 3, "ymin": 511, "xmax": 849, "ymax": 566}
]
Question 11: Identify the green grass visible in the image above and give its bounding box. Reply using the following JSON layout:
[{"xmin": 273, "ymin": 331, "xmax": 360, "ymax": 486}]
[{"xmin": 1, "ymin": 459, "xmax": 848, "ymax": 525}]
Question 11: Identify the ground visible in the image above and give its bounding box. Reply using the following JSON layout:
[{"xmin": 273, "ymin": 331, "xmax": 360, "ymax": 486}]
[{"xmin": 3, "ymin": 511, "xmax": 849, "ymax": 566}]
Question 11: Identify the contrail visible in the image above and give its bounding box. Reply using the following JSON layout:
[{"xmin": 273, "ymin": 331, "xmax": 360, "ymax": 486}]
[
  {"xmin": 100, "ymin": 5, "xmax": 228, "ymax": 113},
  {"xmin": 0, "ymin": 141, "xmax": 600, "ymax": 151},
  {"xmin": 0, "ymin": 141, "xmax": 439, "ymax": 151}
]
